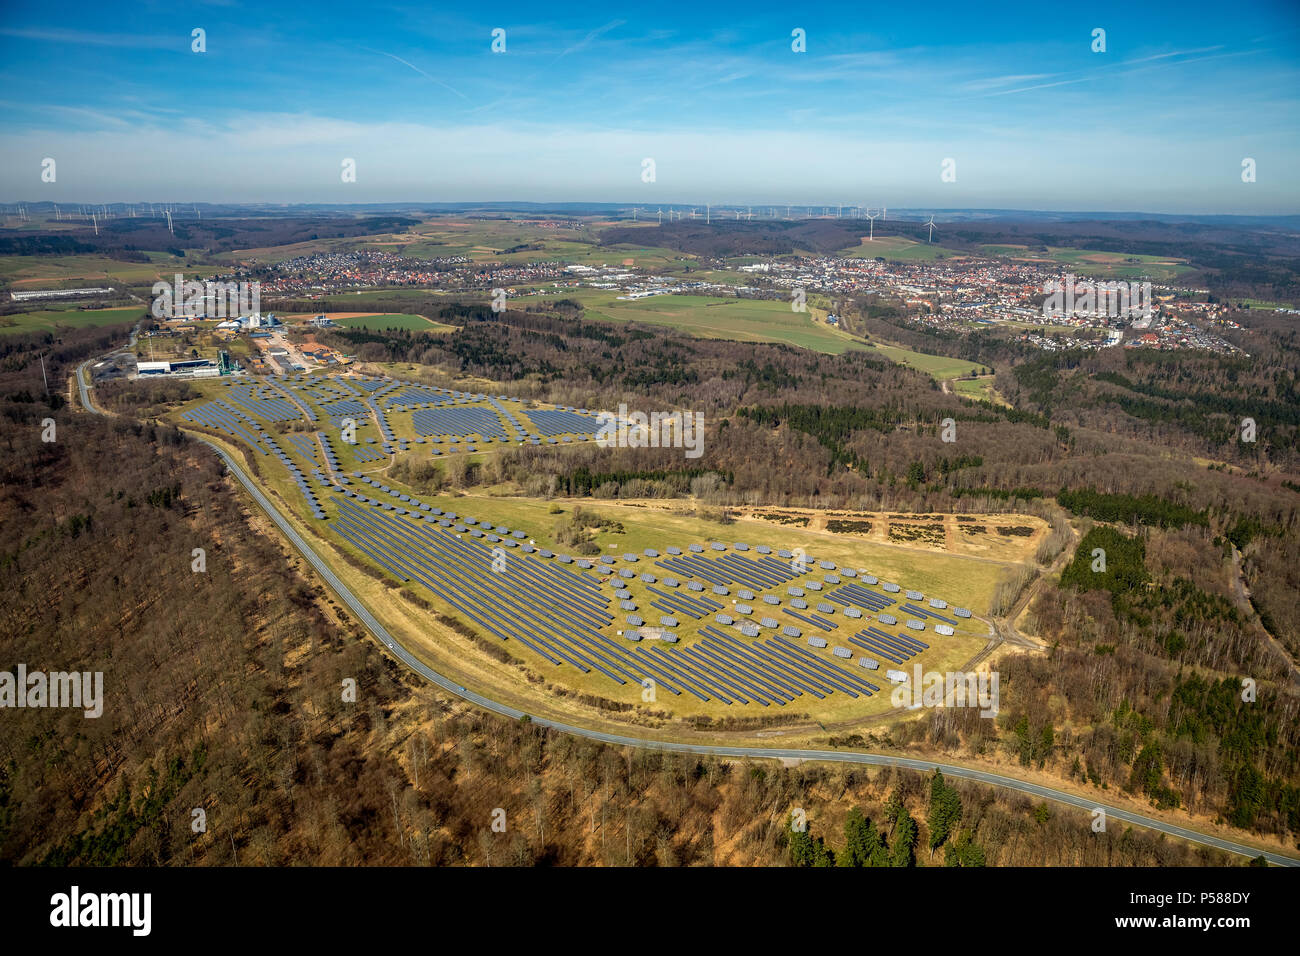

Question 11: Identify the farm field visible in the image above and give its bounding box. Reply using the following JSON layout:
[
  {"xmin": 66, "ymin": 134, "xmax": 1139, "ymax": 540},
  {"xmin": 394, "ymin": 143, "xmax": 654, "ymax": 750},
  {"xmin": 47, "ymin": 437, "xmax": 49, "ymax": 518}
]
[
  {"xmin": 839, "ymin": 235, "xmax": 953, "ymax": 261},
  {"xmin": 865, "ymin": 341, "xmax": 985, "ymax": 379},
  {"xmin": 0, "ymin": 305, "xmax": 144, "ymax": 336},
  {"xmin": 333, "ymin": 313, "xmax": 454, "ymax": 331},
  {"xmin": 562, "ymin": 290, "xmax": 869, "ymax": 354},
  {"xmin": 0, "ymin": 252, "xmax": 193, "ymax": 286},
  {"xmin": 951, "ymin": 376, "xmax": 1006, "ymax": 404},
  {"xmin": 280, "ymin": 311, "xmax": 459, "ymax": 333},
  {"xmin": 979, "ymin": 244, "xmax": 1194, "ymax": 281}
]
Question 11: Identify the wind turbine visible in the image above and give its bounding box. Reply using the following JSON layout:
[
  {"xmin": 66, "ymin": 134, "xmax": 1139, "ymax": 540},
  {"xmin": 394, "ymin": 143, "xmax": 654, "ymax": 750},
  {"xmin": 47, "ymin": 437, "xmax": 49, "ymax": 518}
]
[
  {"xmin": 865, "ymin": 210, "xmax": 877, "ymax": 241},
  {"xmin": 925, "ymin": 216, "xmax": 937, "ymax": 243},
  {"xmin": 657, "ymin": 207, "xmax": 662, "ymax": 224}
]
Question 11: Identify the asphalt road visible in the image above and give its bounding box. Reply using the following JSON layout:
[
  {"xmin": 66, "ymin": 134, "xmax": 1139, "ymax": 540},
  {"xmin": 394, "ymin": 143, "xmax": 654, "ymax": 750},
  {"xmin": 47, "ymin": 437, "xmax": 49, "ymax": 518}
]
[{"xmin": 73, "ymin": 360, "xmax": 1300, "ymax": 867}]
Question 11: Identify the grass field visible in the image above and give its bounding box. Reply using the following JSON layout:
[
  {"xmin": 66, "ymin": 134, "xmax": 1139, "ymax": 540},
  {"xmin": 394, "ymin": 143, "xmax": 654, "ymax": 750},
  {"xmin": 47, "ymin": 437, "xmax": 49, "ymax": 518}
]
[
  {"xmin": 0, "ymin": 306, "xmax": 144, "ymax": 336},
  {"xmin": 1241, "ymin": 298, "xmax": 1299, "ymax": 310},
  {"xmin": 952, "ymin": 376, "xmax": 1000, "ymax": 402},
  {"xmin": 979, "ymin": 244, "xmax": 1194, "ymax": 281},
  {"xmin": 333, "ymin": 313, "xmax": 454, "ymax": 331},
  {"xmin": 866, "ymin": 342, "xmax": 984, "ymax": 379},
  {"xmin": 839, "ymin": 235, "xmax": 953, "ymax": 261},
  {"xmin": 561, "ymin": 290, "xmax": 869, "ymax": 354},
  {"xmin": 0, "ymin": 253, "xmax": 193, "ymax": 287}
]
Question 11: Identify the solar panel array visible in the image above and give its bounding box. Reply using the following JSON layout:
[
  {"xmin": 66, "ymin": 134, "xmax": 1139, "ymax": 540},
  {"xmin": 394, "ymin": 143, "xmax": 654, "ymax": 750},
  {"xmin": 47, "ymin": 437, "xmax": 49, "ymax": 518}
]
[
  {"xmin": 180, "ymin": 401, "xmax": 266, "ymax": 451},
  {"xmin": 174, "ymin": 373, "xmax": 979, "ymax": 709},
  {"xmin": 221, "ymin": 383, "xmax": 301, "ymax": 422},
  {"xmin": 411, "ymin": 405, "xmax": 509, "ymax": 440},
  {"xmin": 524, "ymin": 408, "xmax": 601, "ymax": 437}
]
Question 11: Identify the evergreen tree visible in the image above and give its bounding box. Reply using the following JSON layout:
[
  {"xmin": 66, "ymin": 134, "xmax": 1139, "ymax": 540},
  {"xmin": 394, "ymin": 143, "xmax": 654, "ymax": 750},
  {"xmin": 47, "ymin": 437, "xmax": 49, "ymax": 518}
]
[
  {"xmin": 890, "ymin": 809, "xmax": 917, "ymax": 867},
  {"xmin": 944, "ymin": 829, "xmax": 987, "ymax": 867},
  {"xmin": 927, "ymin": 770, "xmax": 962, "ymax": 855},
  {"xmin": 839, "ymin": 807, "xmax": 885, "ymax": 867}
]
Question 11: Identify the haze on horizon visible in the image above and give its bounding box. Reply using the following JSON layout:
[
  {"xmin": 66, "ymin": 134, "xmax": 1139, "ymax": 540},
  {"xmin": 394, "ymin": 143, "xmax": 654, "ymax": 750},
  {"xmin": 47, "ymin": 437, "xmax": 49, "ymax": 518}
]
[{"xmin": 1, "ymin": 0, "xmax": 1297, "ymax": 215}]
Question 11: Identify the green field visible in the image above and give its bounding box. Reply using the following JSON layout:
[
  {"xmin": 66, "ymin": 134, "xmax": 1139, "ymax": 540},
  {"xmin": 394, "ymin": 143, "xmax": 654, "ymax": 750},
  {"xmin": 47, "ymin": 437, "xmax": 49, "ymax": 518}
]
[
  {"xmin": 333, "ymin": 313, "xmax": 453, "ymax": 331},
  {"xmin": 952, "ymin": 376, "xmax": 1004, "ymax": 404},
  {"xmin": 979, "ymin": 244, "xmax": 1193, "ymax": 281},
  {"xmin": 0, "ymin": 253, "xmax": 193, "ymax": 287},
  {"xmin": 0, "ymin": 306, "xmax": 144, "ymax": 336},
  {"xmin": 839, "ymin": 235, "xmax": 952, "ymax": 261},
  {"xmin": 561, "ymin": 290, "xmax": 868, "ymax": 354},
  {"xmin": 865, "ymin": 342, "xmax": 984, "ymax": 379},
  {"xmin": 1241, "ymin": 298, "xmax": 1299, "ymax": 310}
]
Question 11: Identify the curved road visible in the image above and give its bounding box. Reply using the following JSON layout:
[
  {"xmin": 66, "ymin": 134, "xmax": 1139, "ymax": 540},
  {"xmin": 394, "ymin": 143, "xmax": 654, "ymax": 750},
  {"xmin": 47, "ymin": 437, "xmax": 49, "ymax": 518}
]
[{"xmin": 74, "ymin": 359, "xmax": 1300, "ymax": 867}]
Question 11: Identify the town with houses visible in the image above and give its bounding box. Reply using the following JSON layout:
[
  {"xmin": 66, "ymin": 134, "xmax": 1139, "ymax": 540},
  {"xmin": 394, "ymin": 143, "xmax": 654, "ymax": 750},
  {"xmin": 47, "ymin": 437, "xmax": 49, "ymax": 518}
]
[{"xmin": 200, "ymin": 246, "xmax": 1245, "ymax": 357}]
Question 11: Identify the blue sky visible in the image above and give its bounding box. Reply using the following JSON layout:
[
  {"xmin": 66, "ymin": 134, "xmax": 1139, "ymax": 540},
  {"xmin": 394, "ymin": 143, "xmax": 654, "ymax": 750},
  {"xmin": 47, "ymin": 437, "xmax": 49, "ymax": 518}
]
[{"xmin": 1, "ymin": 0, "xmax": 1298, "ymax": 213}]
